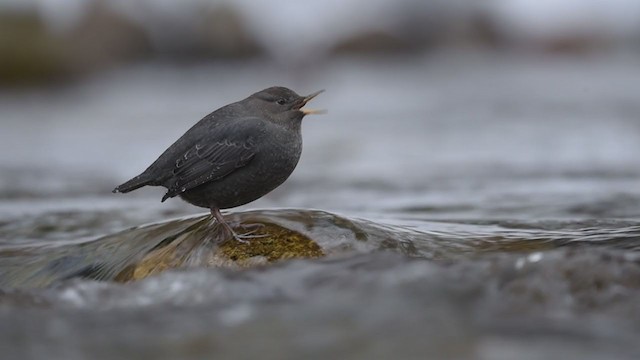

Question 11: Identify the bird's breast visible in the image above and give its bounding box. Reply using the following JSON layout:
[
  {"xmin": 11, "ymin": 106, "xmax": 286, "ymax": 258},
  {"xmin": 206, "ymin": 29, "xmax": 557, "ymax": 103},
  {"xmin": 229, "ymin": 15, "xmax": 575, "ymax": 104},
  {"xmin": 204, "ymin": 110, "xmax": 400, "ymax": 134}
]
[{"xmin": 258, "ymin": 128, "xmax": 302, "ymax": 175}]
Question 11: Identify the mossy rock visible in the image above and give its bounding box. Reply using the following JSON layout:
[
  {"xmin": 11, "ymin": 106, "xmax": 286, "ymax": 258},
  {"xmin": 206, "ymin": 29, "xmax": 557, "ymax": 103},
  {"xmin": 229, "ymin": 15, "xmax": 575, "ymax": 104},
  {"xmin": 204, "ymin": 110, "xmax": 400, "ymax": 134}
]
[
  {"xmin": 115, "ymin": 221, "xmax": 324, "ymax": 282},
  {"xmin": 217, "ymin": 223, "xmax": 324, "ymax": 264}
]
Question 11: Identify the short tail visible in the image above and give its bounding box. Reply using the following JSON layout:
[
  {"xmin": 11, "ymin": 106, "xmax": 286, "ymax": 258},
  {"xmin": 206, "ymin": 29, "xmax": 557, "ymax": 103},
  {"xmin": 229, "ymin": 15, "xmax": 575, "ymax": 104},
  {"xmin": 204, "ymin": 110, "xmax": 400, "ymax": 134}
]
[{"xmin": 113, "ymin": 173, "xmax": 155, "ymax": 194}]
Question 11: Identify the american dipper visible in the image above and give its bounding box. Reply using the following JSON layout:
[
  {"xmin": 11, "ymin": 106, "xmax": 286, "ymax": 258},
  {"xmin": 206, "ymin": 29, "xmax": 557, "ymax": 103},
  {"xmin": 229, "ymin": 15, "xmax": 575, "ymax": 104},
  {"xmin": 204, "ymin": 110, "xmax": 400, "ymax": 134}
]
[{"xmin": 113, "ymin": 86, "xmax": 323, "ymax": 241}]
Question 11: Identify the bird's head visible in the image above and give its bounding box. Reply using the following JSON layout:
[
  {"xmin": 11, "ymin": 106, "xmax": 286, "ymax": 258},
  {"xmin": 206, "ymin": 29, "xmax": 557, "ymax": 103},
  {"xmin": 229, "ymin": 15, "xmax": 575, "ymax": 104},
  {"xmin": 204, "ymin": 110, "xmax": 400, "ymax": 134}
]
[{"xmin": 247, "ymin": 86, "xmax": 324, "ymax": 127}]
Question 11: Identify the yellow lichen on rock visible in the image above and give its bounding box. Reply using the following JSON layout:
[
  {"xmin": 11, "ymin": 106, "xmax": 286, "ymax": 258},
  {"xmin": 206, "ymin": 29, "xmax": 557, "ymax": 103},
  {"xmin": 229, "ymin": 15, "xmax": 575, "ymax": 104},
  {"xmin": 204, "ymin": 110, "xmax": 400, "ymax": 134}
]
[
  {"xmin": 114, "ymin": 221, "xmax": 324, "ymax": 282},
  {"xmin": 216, "ymin": 223, "xmax": 324, "ymax": 265}
]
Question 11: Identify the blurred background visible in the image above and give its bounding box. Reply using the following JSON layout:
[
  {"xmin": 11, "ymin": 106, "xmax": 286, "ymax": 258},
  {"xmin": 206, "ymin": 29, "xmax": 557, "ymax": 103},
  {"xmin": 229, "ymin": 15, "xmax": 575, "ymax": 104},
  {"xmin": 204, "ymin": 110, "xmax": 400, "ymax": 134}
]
[
  {"xmin": 3, "ymin": 2, "xmax": 640, "ymax": 359},
  {"xmin": 2, "ymin": 0, "xmax": 640, "ymax": 84},
  {"xmin": 1, "ymin": 0, "xmax": 640, "ymax": 228}
]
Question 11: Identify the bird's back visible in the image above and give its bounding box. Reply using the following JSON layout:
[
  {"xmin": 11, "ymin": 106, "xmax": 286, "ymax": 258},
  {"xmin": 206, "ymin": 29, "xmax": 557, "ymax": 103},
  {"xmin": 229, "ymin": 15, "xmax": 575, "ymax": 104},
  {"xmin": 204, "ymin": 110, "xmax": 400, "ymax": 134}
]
[
  {"xmin": 113, "ymin": 102, "xmax": 246, "ymax": 193},
  {"xmin": 144, "ymin": 103, "xmax": 247, "ymax": 181}
]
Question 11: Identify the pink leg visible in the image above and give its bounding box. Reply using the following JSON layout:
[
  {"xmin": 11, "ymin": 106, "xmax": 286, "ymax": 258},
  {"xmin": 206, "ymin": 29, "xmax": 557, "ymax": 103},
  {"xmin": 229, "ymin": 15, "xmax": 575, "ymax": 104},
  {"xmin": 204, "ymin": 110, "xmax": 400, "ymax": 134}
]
[{"xmin": 210, "ymin": 207, "xmax": 265, "ymax": 244}]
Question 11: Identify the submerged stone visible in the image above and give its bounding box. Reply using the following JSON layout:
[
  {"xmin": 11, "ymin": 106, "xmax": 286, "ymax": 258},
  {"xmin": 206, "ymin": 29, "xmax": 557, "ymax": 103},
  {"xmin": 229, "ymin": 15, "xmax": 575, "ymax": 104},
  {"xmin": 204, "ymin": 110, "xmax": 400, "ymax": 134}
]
[
  {"xmin": 115, "ymin": 220, "xmax": 324, "ymax": 282},
  {"xmin": 1, "ymin": 210, "xmax": 358, "ymax": 288}
]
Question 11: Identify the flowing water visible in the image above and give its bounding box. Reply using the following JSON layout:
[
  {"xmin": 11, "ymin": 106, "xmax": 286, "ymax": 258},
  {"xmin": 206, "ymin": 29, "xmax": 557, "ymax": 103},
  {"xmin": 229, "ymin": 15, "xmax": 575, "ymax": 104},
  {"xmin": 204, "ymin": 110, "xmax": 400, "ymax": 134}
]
[{"xmin": 1, "ymin": 52, "xmax": 640, "ymax": 359}]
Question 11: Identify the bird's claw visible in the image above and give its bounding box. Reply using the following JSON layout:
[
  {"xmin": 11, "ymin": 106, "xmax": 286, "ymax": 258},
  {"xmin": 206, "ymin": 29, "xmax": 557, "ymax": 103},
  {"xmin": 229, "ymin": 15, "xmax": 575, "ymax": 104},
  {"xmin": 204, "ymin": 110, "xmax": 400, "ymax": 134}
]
[
  {"xmin": 231, "ymin": 234, "xmax": 251, "ymax": 244},
  {"xmin": 210, "ymin": 209, "xmax": 268, "ymax": 244},
  {"xmin": 226, "ymin": 226, "xmax": 268, "ymax": 244}
]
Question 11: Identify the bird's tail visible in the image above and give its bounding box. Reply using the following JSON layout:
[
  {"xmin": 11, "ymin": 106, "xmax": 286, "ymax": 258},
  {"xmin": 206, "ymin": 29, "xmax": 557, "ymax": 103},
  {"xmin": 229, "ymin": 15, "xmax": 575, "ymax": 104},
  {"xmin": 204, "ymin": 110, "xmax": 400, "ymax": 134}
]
[{"xmin": 112, "ymin": 173, "xmax": 155, "ymax": 193}]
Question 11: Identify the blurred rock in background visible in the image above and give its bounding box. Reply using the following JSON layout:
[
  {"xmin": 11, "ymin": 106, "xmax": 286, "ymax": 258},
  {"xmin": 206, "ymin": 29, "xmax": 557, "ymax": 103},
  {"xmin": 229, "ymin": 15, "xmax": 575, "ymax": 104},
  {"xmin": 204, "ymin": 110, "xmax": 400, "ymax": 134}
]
[
  {"xmin": 0, "ymin": 10, "xmax": 72, "ymax": 85},
  {"xmin": 64, "ymin": 1, "xmax": 152, "ymax": 73},
  {"xmin": 1, "ymin": 0, "xmax": 639, "ymax": 86}
]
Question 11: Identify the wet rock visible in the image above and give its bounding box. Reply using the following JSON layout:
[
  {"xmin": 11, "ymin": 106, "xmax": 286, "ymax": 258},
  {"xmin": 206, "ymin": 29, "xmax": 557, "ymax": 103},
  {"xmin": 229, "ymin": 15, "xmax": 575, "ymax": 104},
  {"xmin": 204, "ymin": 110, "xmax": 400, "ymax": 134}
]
[
  {"xmin": 115, "ymin": 220, "xmax": 323, "ymax": 282},
  {"xmin": 0, "ymin": 211, "xmax": 345, "ymax": 287},
  {"xmin": 216, "ymin": 223, "xmax": 324, "ymax": 265}
]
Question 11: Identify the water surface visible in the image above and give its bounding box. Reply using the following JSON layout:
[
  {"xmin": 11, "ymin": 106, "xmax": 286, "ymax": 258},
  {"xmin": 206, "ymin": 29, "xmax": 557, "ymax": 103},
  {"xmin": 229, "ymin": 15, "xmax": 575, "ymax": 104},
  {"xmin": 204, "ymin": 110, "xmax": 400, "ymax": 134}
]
[{"xmin": 1, "ymin": 52, "xmax": 640, "ymax": 359}]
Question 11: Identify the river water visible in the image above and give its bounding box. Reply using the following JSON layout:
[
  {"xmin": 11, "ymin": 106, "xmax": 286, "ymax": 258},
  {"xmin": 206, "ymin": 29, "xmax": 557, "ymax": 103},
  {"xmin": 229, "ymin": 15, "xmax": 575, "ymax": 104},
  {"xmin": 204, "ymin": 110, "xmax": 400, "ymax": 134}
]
[{"xmin": 1, "ymin": 52, "xmax": 640, "ymax": 359}]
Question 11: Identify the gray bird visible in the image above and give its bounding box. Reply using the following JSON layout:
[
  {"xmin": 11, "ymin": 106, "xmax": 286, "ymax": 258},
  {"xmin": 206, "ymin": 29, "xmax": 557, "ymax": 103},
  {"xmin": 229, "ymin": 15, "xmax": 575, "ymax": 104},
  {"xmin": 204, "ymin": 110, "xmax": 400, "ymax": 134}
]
[{"xmin": 113, "ymin": 86, "xmax": 324, "ymax": 241}]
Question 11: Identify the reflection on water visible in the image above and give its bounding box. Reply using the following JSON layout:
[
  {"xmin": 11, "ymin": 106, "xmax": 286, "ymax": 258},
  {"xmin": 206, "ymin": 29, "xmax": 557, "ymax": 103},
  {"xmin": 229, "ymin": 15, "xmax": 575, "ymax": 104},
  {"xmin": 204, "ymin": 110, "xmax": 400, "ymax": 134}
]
[{"xmin": 2, "ymin": 53, "xmax": 640, "ymax": 359}]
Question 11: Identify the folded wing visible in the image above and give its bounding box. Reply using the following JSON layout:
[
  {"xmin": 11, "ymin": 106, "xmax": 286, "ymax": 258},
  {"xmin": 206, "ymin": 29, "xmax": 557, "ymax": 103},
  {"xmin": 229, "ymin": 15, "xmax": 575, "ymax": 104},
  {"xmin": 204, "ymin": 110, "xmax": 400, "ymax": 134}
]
[{"xmin": 161, "ymin": 118, "xmax": 263, "ymax": 201}]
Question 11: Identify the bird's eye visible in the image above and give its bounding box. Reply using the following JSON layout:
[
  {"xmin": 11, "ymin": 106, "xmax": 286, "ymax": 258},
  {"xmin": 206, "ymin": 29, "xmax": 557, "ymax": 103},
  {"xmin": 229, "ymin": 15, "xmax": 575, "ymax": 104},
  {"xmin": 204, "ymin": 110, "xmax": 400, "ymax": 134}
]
[{"xmin": 276, "ymin": 98, "xmax": 286, "ymax": 105}]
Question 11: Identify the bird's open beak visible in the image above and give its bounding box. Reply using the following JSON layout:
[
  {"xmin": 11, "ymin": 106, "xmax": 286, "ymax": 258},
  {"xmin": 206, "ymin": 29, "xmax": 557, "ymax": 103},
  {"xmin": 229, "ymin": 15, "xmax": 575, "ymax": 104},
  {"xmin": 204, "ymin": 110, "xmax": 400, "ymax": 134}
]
[{"xmin": 300, "ymin": 90, "xmax": 326, "ymax": 115}]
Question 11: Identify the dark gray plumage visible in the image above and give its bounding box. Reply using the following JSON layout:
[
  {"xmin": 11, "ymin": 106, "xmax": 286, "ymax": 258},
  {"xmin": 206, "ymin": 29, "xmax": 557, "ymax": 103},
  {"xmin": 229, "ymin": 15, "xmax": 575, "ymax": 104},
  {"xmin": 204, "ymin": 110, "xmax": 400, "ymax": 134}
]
[{"xmin": 113, "ymin": 86, "xmax": 323, "ymax": 241}]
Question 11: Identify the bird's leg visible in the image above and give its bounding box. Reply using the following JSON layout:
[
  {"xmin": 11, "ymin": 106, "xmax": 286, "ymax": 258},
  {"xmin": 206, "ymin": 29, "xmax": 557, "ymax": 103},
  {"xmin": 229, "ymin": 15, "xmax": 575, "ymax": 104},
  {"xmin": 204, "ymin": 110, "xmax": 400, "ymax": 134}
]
[
  {"xmin": 210, "ymin": 207, "xmax": 266, "ymax": 244},
  {"xmin": 211, "ymin": 207, "xmax": 248, "ymax": 244}
]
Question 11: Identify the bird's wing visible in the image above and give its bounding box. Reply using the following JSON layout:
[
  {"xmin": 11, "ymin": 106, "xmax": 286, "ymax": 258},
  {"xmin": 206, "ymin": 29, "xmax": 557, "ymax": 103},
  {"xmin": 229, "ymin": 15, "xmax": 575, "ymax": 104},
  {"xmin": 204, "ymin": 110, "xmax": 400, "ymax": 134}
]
[{"xmin": 161, "ymin": 118, "xmax": 264, "ymax": 201}]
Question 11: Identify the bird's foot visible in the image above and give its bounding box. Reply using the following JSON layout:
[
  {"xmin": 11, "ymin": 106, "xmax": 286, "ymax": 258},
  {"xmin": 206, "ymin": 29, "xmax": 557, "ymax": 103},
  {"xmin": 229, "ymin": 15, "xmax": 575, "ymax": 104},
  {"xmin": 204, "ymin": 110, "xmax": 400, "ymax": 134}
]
[
  {"xmin": 230, "ymin": 232, "xmax": 251, "ymax": 245},
  {"xmin": 232, "ymin": 224, "xmax": 269, "ymax": 243},
  {"xmin": 217, "ymin": 220, "xmax": 268, "ymax": 244},
  {"xmin": 210, "ymin": 208, "xmax": 268, "ymax": 244}
]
